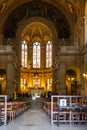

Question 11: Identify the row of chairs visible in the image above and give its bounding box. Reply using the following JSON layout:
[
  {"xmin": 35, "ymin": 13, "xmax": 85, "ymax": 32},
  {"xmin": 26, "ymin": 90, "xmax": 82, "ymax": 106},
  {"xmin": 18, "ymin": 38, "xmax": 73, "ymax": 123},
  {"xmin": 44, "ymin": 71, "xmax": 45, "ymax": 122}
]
[
  {"xmin": 43, "ymin": 101, "xmax": 58, "ymax": 116},
  {"xmin": 0, "ymin": 101, "xmax": 30, "ymax": 124},
  {"xmin": 43, "ymin": 101, "xmax": 87, "ymax": 125},
  {"xmin": 53, "ymin": 111, "xmax": 87, "ymax": 124}
]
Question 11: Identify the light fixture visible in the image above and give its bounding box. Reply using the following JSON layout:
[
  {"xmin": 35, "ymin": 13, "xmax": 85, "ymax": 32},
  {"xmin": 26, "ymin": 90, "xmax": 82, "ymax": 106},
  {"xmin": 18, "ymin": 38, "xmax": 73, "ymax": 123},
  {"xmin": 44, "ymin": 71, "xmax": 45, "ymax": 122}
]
[
  {"xmin": 83, "ymin": 73, "xmax": 87, "ymax": 80},
  {"xmin": 0, "ymin": 77, "xmax": 4, "ymax": 81}
]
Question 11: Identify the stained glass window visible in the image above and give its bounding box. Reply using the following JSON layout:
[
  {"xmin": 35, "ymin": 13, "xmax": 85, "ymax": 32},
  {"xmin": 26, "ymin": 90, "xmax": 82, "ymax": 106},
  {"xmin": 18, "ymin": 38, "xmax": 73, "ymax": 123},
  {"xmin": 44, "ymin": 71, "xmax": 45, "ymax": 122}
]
[
  {"xmin": 33, "ymin": 78, "xmax": 40, "ymax": 88},
  {"xmin": 21, "ymin": 41, "xmax": 28, "ymax": 67},
  {"xmin": 46, "ymin": 41, "xmax": 52, "ymax": 68},
  {"xmin": 47, "ymin": 78, "xmax": 52, "ymax": 91},
  {"xmin": 33, "ymin": 42, "xmax": 40, "ymax": 68},
  {"xmin": 21, "ymin": 78, "xmax": 27, "ymax": 90}
]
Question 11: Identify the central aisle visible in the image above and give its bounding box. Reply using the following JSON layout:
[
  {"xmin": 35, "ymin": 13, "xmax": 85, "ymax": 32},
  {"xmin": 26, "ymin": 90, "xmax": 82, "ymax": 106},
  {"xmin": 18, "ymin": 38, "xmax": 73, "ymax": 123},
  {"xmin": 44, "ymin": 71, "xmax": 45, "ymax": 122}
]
[
  {"xmin": 17, "ymin": 109, "xmax": 51, "ymax": 126},
  {"xmin": 0, "ymin": 108, "xmax": 87, "ymax": 130}
]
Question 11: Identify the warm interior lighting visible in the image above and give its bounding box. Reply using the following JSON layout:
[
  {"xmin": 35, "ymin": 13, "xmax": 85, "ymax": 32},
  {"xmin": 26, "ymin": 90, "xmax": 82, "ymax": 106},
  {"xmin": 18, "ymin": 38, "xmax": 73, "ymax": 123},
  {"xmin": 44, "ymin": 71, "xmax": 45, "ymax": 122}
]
[
  {"xmin": 0, "ymin": 77, "xmax": 4, "ymax": 80},
  {"xmin": 34, "ymin": 71, "xmax": 39, "ymax": 78},
  {"xmin": 67, "ymin": 77, "xmax": 74, "ymax": 81},
  {"xmin": 83, "ymin": 73, "xmax": 87, "ymax": 79}
]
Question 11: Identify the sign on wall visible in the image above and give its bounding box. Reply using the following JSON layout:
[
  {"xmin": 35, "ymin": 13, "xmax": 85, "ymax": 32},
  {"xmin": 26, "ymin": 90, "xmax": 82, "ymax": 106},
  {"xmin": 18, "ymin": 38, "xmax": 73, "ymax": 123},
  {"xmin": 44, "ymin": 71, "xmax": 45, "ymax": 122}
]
[{"xmin": 59, "ymin": 99, "xmax": 67, "ymax": 107}]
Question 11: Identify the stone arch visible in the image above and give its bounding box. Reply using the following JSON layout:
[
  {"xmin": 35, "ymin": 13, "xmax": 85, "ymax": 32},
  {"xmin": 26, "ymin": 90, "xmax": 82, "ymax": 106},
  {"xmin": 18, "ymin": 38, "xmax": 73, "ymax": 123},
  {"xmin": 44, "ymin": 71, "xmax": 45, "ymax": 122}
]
[
  {"xmin": 16, "ymin": 17, "xmax": 58, "ymax": 45},
  {"xmin": 2, "ymin": 1, "xmax": 71, "ymax": 40},
  {"xmin": 17, "ymin": 17, "xmax": 58, "ymax": 71},
  {"xmin": 65, "ymin": 66, "xmax": 80, "ymax": 95},
  {"xmin": 0, "ymin": 0, "xmax": 73, "ymax": 36}
]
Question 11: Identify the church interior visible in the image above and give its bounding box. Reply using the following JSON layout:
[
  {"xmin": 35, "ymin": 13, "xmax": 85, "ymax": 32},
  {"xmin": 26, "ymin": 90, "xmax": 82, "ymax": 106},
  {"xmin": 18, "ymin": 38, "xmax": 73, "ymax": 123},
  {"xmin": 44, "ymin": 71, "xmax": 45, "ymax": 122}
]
[
  {"xmin": 0, "ymin": 0, "xmax": 87, "ymax": 99},
  {"xmin": 0, "ymin": 0, "xmax": 87, "ymax": 128}
]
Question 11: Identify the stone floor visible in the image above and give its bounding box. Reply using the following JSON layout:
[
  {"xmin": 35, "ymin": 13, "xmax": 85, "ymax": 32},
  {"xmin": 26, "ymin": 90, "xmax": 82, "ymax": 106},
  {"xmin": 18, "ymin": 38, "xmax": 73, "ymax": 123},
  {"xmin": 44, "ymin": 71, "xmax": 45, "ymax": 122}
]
[{"xmin": 0, "ymin": 108, "xmax": 87, "ymax": 130}]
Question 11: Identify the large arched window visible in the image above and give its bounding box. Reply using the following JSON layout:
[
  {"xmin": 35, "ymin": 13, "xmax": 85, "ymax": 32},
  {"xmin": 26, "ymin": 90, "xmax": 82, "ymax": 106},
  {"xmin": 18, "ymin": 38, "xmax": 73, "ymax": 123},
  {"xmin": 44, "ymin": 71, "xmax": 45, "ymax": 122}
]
[
  {"xmin": 21, "ymin": 78, "xmax": 27, "ymax": 92},
  {"xmin": 33, "ymin": 78, "xmax": 40, "ymax": 88},
  {"xmin": 46, "ymin": 78, "xmax": 52, "ymax": 91},
  {"xmin": 33, "ymin": 42, "xmax": 40, "ymax": 68},
  {"xmin": 21, "ymin": 41, "xmax": 28, "ymax": 68},
  {"xmin": 46, "ymin": 41, "xmax": 52, "ymax": 68}
]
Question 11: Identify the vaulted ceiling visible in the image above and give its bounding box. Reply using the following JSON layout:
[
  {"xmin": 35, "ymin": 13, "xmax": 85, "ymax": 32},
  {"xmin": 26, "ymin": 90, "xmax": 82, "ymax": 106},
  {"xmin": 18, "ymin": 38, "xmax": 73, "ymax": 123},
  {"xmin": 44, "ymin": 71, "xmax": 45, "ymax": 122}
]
[{"xmin": 0, "ymin": 0, "xmax": 85, "ymax": 42}]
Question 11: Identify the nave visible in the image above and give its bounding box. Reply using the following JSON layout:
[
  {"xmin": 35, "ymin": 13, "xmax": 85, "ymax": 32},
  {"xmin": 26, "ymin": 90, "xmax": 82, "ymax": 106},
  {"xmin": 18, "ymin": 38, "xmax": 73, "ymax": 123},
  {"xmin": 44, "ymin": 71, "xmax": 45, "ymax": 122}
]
[{"xmin": 0, "ymin": 108, "xmax": 87, "ymax": 130}]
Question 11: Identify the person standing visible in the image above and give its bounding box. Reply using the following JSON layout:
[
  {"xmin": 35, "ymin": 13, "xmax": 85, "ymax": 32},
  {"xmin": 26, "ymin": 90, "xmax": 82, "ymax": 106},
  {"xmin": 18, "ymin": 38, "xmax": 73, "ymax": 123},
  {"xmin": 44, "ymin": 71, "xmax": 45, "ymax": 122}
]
[{"xmin": 32, "ymin": 93, "xmax": 36, "ymax": 109}]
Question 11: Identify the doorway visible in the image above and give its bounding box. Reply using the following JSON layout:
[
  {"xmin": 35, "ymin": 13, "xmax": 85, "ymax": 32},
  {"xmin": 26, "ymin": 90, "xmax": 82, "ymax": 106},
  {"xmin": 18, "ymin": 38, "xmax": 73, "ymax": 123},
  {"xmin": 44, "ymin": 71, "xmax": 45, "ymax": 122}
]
[
  {"xmin": 0, "ymin": 69, "xmax": 6, "ymax": 95},
  {"xmin": 66, "ymin": 69, "xmax": 78, "ymax": 95}
]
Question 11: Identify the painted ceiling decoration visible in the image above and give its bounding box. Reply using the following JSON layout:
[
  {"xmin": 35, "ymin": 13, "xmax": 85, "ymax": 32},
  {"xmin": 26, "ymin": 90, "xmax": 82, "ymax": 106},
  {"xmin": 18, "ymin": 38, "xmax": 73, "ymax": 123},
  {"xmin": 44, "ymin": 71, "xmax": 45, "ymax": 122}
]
[
  {"xmin": 3, "ymin": 1, "xmax": 71, "ymax": 39},
  {"xmin": 0, "ymin": 0, "xmax": 8, "ymax": 13}
]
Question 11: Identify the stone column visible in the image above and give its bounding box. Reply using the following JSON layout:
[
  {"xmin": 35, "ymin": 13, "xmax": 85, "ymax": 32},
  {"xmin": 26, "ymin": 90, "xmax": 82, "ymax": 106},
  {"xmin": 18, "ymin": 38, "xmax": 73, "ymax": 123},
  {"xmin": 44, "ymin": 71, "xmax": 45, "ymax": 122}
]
[
  {"xmin": 70, "ymin": 34, "xmax": 74, "ymax": 45},
  {"xmin": 57, "ymin": 61, "xmax": 66, "ymax": 95},
  {"xmin": 80, "ymin": 56, "xmax": 87, "ymax": 96},
  {"xmin": 82, "ymin": 62, "xmax": 87, "ymax": 96},
  {"xmin": 84, "ymin": 16, "xmax": 87, "ymax": 45},
  {"xmin": 0, "ymin": 34, "xmax": 4, "ymax": 44},
  {"xmin": 84, "ymin": 81, "xmax": 87, "ymax": 96},
  {"xmin": 6, "ymin": 61, "xmax": 15, "ymax": 100}
]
